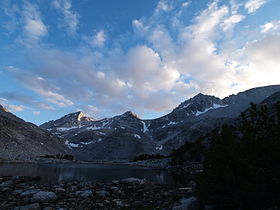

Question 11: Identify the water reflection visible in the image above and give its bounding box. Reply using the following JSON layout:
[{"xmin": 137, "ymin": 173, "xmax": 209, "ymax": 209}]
[{"xmin": 0, "ymin": 163, "xmax": 176, "ymax": 184}]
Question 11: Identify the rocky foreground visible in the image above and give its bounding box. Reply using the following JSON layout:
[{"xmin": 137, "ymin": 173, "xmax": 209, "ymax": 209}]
[{"xmin": 0, "ymin": 176, "xmax": 203, "ymax": 210}]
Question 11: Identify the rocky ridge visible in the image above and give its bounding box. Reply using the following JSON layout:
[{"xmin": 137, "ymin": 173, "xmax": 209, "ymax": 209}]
[{"xmin": 40, "ymin": 85, "xmax": 280, "ymax": 161}]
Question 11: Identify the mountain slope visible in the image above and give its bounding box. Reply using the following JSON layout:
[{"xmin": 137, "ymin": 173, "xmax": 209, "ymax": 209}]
[{"xmin": 0, "ymin": 105, "xmax": 65, "ymax": 161}]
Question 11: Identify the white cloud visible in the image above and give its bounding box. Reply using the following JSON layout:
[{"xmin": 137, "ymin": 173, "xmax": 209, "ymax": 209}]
[
  {"xmin": 33, "ymin": 111, "xmax": 40, "ymax": 115},
  {"xmin": 89, "ymin": 30, "xmax": 106, "ymax": 47},
  {"xmin": 243, "ymin": 35, "xmax": 280, "ymax": 84},
  {"xmin": 244, "ymin": 0, "xmax": 268, "ymax": 14},
  {"xmin": 22, "ymin": 1, "xmax": 47, "ymax": 39},
  {"xmin": 24, "ymin": 19, "xmax": 47, "ymax": 37},
  {"xmin": 37, "ymin": 89, "xmax": 74, "ymax": 107},
  {"xmin": 156, "ymin": 0, "xmax": 172, "ymax": 12},
  {"xmin": 221, "ymin": 14, "xmax": 245, "ymax": 31},
  {"xmin": 52, "ymin": 0, "xmax": 79, "ymax": 35},
  {"xmin": 260, "ymin": 21, "xmax": 280, "ymax": 33},
  {"xmin": 2, "ymin": 1, "xmax": 47, "ymax": 44},
  {"xmin": 182, "ymin": 1, "xmax": 191, "ymax": 8}
]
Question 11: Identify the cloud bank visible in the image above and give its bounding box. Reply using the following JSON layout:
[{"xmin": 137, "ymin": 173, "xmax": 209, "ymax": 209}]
[{"xmin": 1, "ymin": 0, "xmax": 279, "ymax": 119}]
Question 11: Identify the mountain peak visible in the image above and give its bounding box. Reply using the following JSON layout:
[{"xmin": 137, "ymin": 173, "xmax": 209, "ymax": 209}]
[
  {"xmin": 169, "ymin": 93, "xmax": 226, "ymax": 120},
  {"xmin": 40, "ymin": 111, "xmax": 95, "ymax": 129},
  {"xmin": 121, "ymin": 111, "xmax": 140, "ymax": 119},
  {"xmin": 192, "ymin": 93, "xmax": 213, "ymax": 100},
  {"xmin": 72, "ymin": 111, "xmax": 87, "ymax": 121},
  {"xmin": 63, "ymin": 111, "xmax": 96, "ymax": 124},
  {"xmin": 0, "ymin": 104, "xmax": 9, "ymax": 112}
]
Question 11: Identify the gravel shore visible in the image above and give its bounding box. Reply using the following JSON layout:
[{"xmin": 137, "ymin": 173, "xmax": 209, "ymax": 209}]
[{"xmin": 0, "ymin": 176, "xmax": 196, "ymax": 209}]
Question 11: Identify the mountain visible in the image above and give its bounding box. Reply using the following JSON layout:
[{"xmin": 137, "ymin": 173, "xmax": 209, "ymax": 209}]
[
  {"xmin": 40, "ymin": 111, "xmax": 95, "ymax": 130},
  {"xmin": 40, "ymin": 85, "xmax": 280, "ymax": 161},
  {"xmin": 0, "ymin": 105, "xmax": 66, "ymax": 161},
  {"xmin": 40, "ymin": 110, "xmax": 158, "ymax": 160}
]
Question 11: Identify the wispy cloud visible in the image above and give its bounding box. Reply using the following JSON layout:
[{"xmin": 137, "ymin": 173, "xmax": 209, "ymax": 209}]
[
  {"xmin": 1, "ymin": 0, "xmax": 20, "ymax": 33},
  {"xmin": 6, "ymin": 66, "xmax": 73, "ymax": 108},
  {"xmin": 156, "ymin": 0, "xmax": 173, "ymax": 12},
  {"xmin": 244, "ymin": 0, "xmax": 268, "ymax": 14},
  {"xmin": 22, "ymin": 1, "xmax": 47, "ymax": 39},
  {"xmin": 0, "ymin": 91, "xmax": 55, "ymax": 110},
  {"xmin": 32, "ymin": 111, "xmax": 40, "ymax": 115},
  {"xmin": 2, "ymin": 0, "xmax": 47, "ymax": 45},
  {"xmin": 87, "ymin": 30, "xmax": 106, "ymax": 48},
  {"xmin": 52, "ymin": 0, "xmax": 79, "ymax": 35}
]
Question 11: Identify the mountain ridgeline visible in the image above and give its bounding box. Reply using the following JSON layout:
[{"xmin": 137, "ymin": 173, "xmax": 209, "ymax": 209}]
[{"xmin": 39, "ymin": 85, "xmax": 280, "ymax": 161}]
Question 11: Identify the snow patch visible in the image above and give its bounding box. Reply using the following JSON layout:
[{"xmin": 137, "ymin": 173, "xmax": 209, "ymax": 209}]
[
  {"xmin": 65, "ymin": 140, "xmax": 79, "ymax": 148},
  {"xmin": 156, "ymin": 145, "xmax": 163, "ymax": 151},
  {"xmin": 134, "ymin": 134, "xmax": 141, "ymax": 139},
  {"xmin": 179, "ymin": 103, "xmax": 190, "ymax": 110},
  {"xmin": 195, "ymin": 104, "xmax": 228, "ymax": 116},
  {"xmin": 168, "ymin": 121, "xmax": 178, "ymax": 125},
  {"xmin": 81, "ymin": 138, "xmax": 103, "ymax": 145},
  {"xmin": 86, "ymin": 125, "xmax": 103, "ymax": 131},
  {"xmin": 102, "ymin": 120, "xmax": 109, "ymax": 127},
  {"xmin": 141, "ymin": 121, "xmax": 149, "ymax": 133},
  {"xmin": 57, "ymin": 126, "xmax": 80, "ymax": 131}
]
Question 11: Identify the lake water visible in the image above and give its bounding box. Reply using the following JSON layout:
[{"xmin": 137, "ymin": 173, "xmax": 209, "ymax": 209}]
[{"xmin": 0, "ymin": 163, "xmax": 182, "ymax": 185}]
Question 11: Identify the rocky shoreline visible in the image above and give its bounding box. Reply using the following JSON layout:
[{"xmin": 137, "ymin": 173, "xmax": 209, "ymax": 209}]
[{"xmin": 0, "ymin": 176, "xmax": 202, "ymax": 210}]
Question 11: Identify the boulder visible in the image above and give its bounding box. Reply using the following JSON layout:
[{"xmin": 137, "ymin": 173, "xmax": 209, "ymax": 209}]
[
  {"xmin": 13, "ymin": 203, "xmax": 40, "ymax": 210},
  {"xmin": 96, "ymin": 190, "xmax": 110, "ymax": 199},
  {"xmin": 75, "ymin": 190, "xmax": 93, "ymax": 197},
  {"xmin": 20, "ymin": 189, "xmax": 40, "ymax": 197},
  {"xmin": 32, "ymin": 191, "xmax": 57, "ymax": 202},
  {"xmin": 1, "ymin": 180, "xmax": 13, "ymax": 187}
]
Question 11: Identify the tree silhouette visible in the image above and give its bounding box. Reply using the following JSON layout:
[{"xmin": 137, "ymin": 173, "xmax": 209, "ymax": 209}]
[{"xmin": 196, "ymin": 103, "xmax": 280, "ymax": 209}]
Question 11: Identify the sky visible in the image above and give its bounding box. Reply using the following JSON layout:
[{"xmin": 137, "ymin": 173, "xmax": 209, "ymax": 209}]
[{"xmin": 0, "ymin": 0, "xmax": 280, "ymax": 125}]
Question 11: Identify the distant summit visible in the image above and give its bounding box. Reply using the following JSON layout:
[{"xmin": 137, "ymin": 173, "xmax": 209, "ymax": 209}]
[
  {"xmin": 40, "ymin": 111, "xmax": 95, "ymax": 130},
  {"xmin": 174, "ymin": 93, "xmax": 226, "ymax": 114},
  {"xmin": 121, "ymin": 111, "xmax": 141, "ymax": 119}
]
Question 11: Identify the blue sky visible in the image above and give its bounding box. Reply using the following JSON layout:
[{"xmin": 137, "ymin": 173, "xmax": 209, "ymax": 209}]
[{"xmin": 0, "ymin": 0, "xmax": 280, "ymax": 125}]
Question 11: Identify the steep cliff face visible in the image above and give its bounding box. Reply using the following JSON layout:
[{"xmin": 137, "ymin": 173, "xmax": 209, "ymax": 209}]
[
  {"xmin": 0, "ymin": 105, "xmax": 65, "ymax": 161},
  {"xmin": 40, "ymin": 85, "xmax": 280, "ymax": 161}
]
